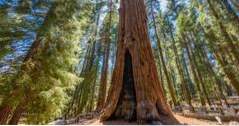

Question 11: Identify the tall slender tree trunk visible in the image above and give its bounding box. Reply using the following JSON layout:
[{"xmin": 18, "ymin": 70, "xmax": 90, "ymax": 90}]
[
  {"xmin": 181, "ymin": 53, "xmax": 195, "ymax": 112},
  {"xmin": 221, "ymin": 0, "xmax": 239, "ymax": 22},
  {"xmin": 0, "ymin": 3, "xmax": 67, "ymax": 124},
  {"xmin": 180, "ymin": 35, "xmax": 206, "ymax": 108},
  {"xmin": 181, "ymin": 53, "xmax": 195, "ymax": 97},
  {"xmin": 193, "ymin": 32, "xmax": 230, "ymax": 107},
  {"xmin": 0, "ymin": 106, "xmax": 12, "ymax": 124},
  {"xmin": 185, "ymin": 36, "xmax": 212, "ymax": 107},
  {"xmin": 166, "ymin": 17, "xmax": 194, "ymax": 110},
  {"xmin": 157, "ymin": 57, "xmax": 166, "ymax": 95},
  {"xmin": 207, "ymin": 0, "xmax": 239, "ymax": 64},
  {"xmin": 213, "ymin": 48, "xmax": 239, "ymax": 93},
  {"xmin": 0, "ymin": 38, "xmax": 43, "ymax": 125},
  {"xmin": 96, "ymin": 0, "xmax": 113, "ymax": 111},
  {"xmin": 88, "ymin": 64, "xmax": 99, "ymax": 112},
  {"xmin": 150, "ymin": 0, "xmax": 178, "ymax": 107},
  {"xmin": 100, "ymin": 0, "xmax": 179, "ymax": 124},
  {"xmin": 199, "ymin": 23, "xmax": 239, "ymax": 94},
  {"xmin": 66, "ymin": 1, "xmax": 103, "ymax": 117},
  {"xmin": 8, "ymin": 105, "xmax": 25, "ymax": 125},
  {"xmin": 97, "ymin": 40, "xmax": 110, "ymax": 111},
  {"xmin": 0, "ymin": 39, "xmax": 43, "ymax": 125}
]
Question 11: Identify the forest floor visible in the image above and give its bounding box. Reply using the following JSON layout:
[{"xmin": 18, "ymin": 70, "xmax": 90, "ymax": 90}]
[
  {"xmin": 50, "ymin": 112, "xmax": 239, "ymax": 125},
  {"xmin": 50, "ymin": 96, "xmax": 239, "ymax": 125},
  {"xmin": 70, "ymin": 114, "xmax": 220, "ymax": 125},
  {"xmin": 63, "ymin": 114, "xmax": 229, "ymax": 125}
]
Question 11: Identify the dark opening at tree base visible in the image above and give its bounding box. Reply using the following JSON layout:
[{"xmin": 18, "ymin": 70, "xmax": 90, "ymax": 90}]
[{"xmin": 109, "ymin": 50, "xmax": 137, "ymax": 122}]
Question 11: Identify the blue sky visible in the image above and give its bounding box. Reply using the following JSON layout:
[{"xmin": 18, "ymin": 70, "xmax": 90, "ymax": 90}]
[{"xmin": 160, "ymin": 0, "xmax": 168, "ymax": 12}]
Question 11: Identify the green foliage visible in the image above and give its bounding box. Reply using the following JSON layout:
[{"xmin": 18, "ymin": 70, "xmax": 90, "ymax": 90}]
[
  {"xmin": 0, "ymin": 0, "xmax": 95, "ymax": 124},
  {"xmin": 0, "ymin": 6, "xmax": 25, "ymax": 59},
  {"xmin": 0, "ymin": 0, "xmax": 238, "ymax": 124},
  {"xmin": 20, "ymin": 1, "xmax": 94, "ymax": 124}
]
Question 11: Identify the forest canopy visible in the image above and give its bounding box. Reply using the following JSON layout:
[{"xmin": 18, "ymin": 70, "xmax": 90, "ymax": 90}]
[{"xmin": 0, "ymin": 0, "xmax": 238, "ymax": 125}]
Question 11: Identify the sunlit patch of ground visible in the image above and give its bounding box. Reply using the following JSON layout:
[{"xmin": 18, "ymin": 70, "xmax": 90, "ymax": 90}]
[{"xmin": 71, "ymin": 114, "xmax": 220, "ymax": 125}]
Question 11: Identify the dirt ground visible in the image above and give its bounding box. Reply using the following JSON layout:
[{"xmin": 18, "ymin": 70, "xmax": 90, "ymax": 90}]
[{"xmin": 72, "ymin": 114, "xmax": 222, "ymax": 125}]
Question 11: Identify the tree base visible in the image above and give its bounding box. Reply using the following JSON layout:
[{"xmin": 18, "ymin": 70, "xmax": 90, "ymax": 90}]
[
  {"xmin": 100, "ymin": 51, "xmax": 180, "ymax": 125},
  {"xmin": 0, "ymin": 106, "xmax": 12, "ymax": 124},
  {"xmin": 108, "ymin": 50, "xmax": 137, "ymax": 122}
]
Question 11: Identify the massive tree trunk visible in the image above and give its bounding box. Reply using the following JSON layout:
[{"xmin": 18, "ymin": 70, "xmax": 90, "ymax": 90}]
[{"xmin": 100, "ymin": 0, "xmax": 179, "ymax": 124}]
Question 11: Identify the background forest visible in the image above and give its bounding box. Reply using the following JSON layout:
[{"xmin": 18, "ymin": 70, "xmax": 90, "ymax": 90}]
[{"xmin": 0, "ymin": 0, "xmax": 239, "ymax": 125}]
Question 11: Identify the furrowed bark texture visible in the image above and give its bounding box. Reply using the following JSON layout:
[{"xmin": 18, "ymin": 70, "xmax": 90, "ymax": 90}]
[
  {"xmin": 0, "ymin": 106, "xmax": 12, "ymax": 124},
  {"xmin": 8, "ymin": 105, "xmax": 25, "ymax": 125},
  {"xmin": 100, "ymin": 0, "xmax": 179, "ymax": 124},
  {"xmin": 96, "ymin": 0, "xmax": 113, "ymax": 111}
]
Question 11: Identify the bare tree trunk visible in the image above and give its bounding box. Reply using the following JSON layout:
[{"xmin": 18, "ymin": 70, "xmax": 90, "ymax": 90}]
[
  {"xmin": 181, "ymin": 35, "xmax": 206, "ymax": 108},
  {"xmin": 100, "ymin": 0, "xmax": 179, "ymax": 124},
  {"xmin": 165, "ymin": 17, "xmax": 194, "ymax": 110},
  {"xmin": 207, "ymin": 0, "xmax": 239, "ymax": 64},
  {"xmin": 8, "ymin": 105, "xmax": 25, "ymax": 125},
  {"xmin": 199, "ymin": 23, "xmax": 239, "ymax": 94},
  {"xmin": 0, "ymin": 106, "xmax": 12, "ymax": 124},
  {"xmin": 193, "ymin": 32, "xmax": 230, "ymax": 107},
  {"xmin": 97, "ymin": 41, "xmax": 110, "ymax": 111},
  {"xmin": 221, "ymin": 0, "xmax": 239, "ymax": 22},
  {"xmin": 96, "ymin": 0, "xmax": 113, "ymax": 111},
  {"xmin": 150, "ymin": 0, "xmax": 178, "ymax": 107},
  {"xmin": 185, "ymin": 36, "xmax": 212, "ymax": 107},
  {"xmin": 157, "ymin": 57, "xmax": 166, "ymax": 95},
  {"xmin": 66, "ymin": 1, "xmax": 103, "ymax": 117}
]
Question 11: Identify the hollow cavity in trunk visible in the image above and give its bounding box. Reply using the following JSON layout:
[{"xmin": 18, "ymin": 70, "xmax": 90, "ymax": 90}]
[{"xmin": 111, "ymin": 50, "xmax": 137, "ymax": 121}]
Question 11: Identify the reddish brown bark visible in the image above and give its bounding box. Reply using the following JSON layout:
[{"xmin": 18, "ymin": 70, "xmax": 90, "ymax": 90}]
[
  {"xmin": 96, "ymin": 41, "xmax": 110, "ymax": 111},
  {"xmin": 96, "ymin": 0, "xmax": 113, "ymax": 112},
  {"xmin": 100, "ymin": 0, "xmax": 179, "ymax": 124},
  {"xmin": 8, "ymin": 104, "xmax": 25, "ymax": 125},
  {"xmin": 0, "ymin": 106, "xmax": 12, "ymax": 124}
]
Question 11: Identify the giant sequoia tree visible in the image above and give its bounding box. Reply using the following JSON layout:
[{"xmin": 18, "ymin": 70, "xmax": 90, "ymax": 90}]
[
  {"xmin": 1, "ymin": 0, "xmax": 238, "ymax": 124},
  {"xmin": 100, "ymin": 0, "xmax": 179, "ymax": 124}
]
